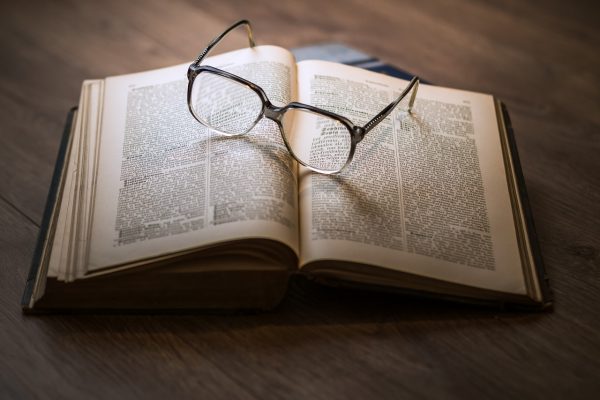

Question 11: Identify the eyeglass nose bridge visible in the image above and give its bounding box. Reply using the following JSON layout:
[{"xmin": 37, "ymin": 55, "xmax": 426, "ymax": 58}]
[{"xmin": 262, "ymin": 102, "xmax": 285, "ymax": 122}]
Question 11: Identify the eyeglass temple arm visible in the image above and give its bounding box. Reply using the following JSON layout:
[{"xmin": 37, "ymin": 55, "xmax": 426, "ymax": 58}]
[
  {"xmin": 192, "ymin": 20, "xmax": 256, "ymax": 66},
  {"xmin": 361, "ymin": 77, "xmax": 419, "ymax": 136}
]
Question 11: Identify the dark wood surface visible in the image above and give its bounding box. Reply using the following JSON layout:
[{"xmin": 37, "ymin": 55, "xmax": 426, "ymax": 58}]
[{"xmin": 1, "ymin": 1, "xmax": 599, "ymax": 398}]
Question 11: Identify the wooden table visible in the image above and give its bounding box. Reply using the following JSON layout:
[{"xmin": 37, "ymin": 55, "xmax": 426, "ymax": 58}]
[{"xmin": 1, "ymin": 1, "xmax": 599, "ymax": 398}]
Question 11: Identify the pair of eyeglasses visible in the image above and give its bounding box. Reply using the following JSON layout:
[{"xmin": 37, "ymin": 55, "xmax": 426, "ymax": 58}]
[{"xmin": 187, "ymin": 20, "xmax": 419, "ymax": 174}]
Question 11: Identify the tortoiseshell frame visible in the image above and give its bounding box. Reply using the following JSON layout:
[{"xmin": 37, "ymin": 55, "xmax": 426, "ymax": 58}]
[{"xmin": 187, "ymin": 20, "xmax": 419, "ymax": 174}]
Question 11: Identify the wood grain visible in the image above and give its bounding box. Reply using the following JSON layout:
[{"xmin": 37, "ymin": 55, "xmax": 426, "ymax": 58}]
[{"xmin": 1, "ymin": 0, "xmax": 599, "ymax": 398}]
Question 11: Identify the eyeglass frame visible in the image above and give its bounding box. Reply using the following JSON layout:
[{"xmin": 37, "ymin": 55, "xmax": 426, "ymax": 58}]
[{"xmin": 187, "ymin": 19, "xmax": 419, "ymax": 174}]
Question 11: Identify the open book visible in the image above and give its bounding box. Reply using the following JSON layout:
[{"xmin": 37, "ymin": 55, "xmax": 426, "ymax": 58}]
[{"xmin": 22, "ymin": 44, "xmax": 552, "ymax": 311}]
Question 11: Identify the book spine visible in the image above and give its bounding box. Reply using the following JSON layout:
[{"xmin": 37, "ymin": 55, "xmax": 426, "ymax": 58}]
[{"xmin": 21, "ymin": 107, "xmax": 77, "ymax": 310}]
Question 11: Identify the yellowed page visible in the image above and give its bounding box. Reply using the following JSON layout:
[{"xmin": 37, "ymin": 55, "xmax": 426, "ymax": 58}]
[
  {"xmin": 87, "ymin": 45, "xmax": 299, "ymax": 273},
  {"xmin": 70, "ymin": 80, "xmax": 103, "ymax": 280},
  {"xmin": 296, "ymin": 60, "xmax": 526, "ymax": 295},
  {"xmin": 47, "ymin": 81, "xmax": 102, "ymax": 280},
  {"xmin": 47, "ymin": 95, "xmax": 83, "ymax": 279}
]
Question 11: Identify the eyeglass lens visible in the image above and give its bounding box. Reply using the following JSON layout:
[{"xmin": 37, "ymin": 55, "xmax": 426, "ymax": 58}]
[{"xmin": 190, "ymin": 72, "xmax": 263, "ymax": 135}]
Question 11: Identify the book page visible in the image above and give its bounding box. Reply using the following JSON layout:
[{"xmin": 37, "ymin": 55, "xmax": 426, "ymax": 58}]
[
  {"xmin": 296, "ymin": 60, "xmax": 526, "ymax": 295},
  {"xmin": 47, "ymin": 80, "xmax": 103, "ymax": 281},
  {"xmin": 87, "ymin": 45, "xmax": 299, "ymax": 272}
]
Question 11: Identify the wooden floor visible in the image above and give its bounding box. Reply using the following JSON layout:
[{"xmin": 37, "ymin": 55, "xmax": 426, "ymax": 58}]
[{"xmin": 1, "ymin": 1, "xmax": 599, "ymax": 398}]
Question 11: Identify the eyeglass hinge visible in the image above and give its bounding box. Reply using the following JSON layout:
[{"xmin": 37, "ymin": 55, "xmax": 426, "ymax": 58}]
[
  {"xmin": 354, "ymin": 126, "xmax": 366, "ymax": 143},
  {"xmin": 187, "ymin": 64, "xmax": 198, "ymax": 81}
]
